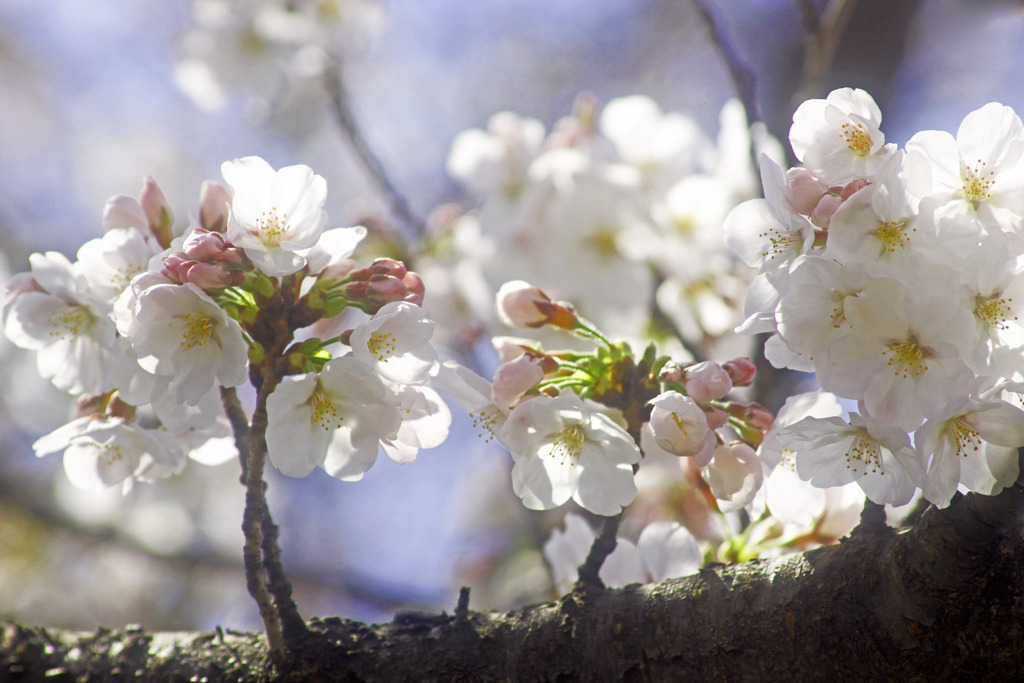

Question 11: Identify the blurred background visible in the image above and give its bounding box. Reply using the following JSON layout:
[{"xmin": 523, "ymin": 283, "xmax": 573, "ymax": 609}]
[{"xmin": 1, "ymin": 0, "xmax": 1023, "ymax": 632}]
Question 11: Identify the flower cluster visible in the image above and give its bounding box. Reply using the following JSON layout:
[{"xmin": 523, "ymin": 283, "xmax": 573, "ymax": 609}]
[
  {"xmin": 726, "ymin": 88, "xmax": 1024, "ymax": 508},
  {"xmin": 437, "ymin": 280, "xmax": 773, "ymax": 520},
  {"xmin": 432, "ymin": 94, "xmax": 776, "ymax": 348},
  {"xmin": 4, "ymin": 156, "xmax": 448, "ymax": 489}
]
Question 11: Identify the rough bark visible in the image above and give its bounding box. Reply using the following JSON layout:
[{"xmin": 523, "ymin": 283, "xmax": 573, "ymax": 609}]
[{"xmin": 4, "ymin": 478, "xmax": 1024, "ymax": 682}]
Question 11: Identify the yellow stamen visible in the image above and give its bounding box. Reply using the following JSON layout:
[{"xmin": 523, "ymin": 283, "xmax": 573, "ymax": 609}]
[
  {"xmin": 368, "ymin": 330, "xmax": 398, "ymax": 361},
  {"xmin": 883, "ymin": 338, "xmax": 928, "ymax": 379},
  {"xmin": 840, "ymin": 122, "xmax": 872, "ymax": 156},
  {"xmin": 310, "ymin": 386, "xmax": 345, "ymax": 431},
  {"xmin": 180, "ymin": 313, "xmax": 215, "ymax": 348},
  {"xmin": 549, "ymin": 424, "xmax": 586, "ymax": 466}
]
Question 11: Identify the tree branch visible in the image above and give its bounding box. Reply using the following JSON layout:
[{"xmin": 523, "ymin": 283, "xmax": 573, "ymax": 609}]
[
  {"xmin": 322, "ymin": 59, "xmax": 429, "ymax": 247},
  {"xmin": 6, "ymin": 478, "xmax": 1023, "ymax": 680}
]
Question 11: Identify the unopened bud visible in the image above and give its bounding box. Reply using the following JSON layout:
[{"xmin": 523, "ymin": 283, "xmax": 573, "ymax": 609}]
[
  {"xmin": 722, "ymin": 358, "xmax": 757, "ymax": 386},
  {"xmin": 402, "ymin": 271, "xmax": 425, "ymax": 306},
  {"xmin": 684, "ymin": 361, "xmax": 733, "ymax": 403},
  {"xmin": 785, "ymin": 168, "xmax": 827, "ymax": 215},
  {"xmin": 141, "ymin": 176, "xmax": 174, "ymax": 248},
  {"xmin": 495, "ymin": 280, "xmax": 578, "ymax": 330},
  {"xmin": 198, "ymin": 180, "xmax": 232, "ymax": 233},
  {"xmin": 839, "ymin": 178, "xmax": 870, "ymax": 201},
  {"xmin": 810, "ymin": 193, "xmax": 843, "ymax": 229}
]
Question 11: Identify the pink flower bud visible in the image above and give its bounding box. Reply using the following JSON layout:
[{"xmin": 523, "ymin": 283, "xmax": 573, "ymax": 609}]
[
  {"xmin": 785, "ymin": 168, "xmax": 827, "ymax": 215},
  {"xmin": 182, "ymin": 228, "xmax": 227, "ymax": 261},
  {"xmin": 840, "ymin": 178, "xmax": 870, "ymax": 200},
  {"xmin": 495, "ymin": 280, "xmax": 578, "ymax": 330},
  {"xmin": 369, "ymin": 258, "xmax": 407, "ymax": 279},
  {"xmin": 491, "ymin": 354, "xmax": 545, "ymax": 409},
  {"xmin": 491, "ymin": 336, "xmax": 536, "ymax": 363},
  {"xmin": 496, "ymin": 280, "xmax": 550, "ymax": 328},
  {"xmin": 659, "ymin": 361, "xmax": 685, "ymax": 384},
  {"xmin": 402, "ymin": 271, "xmax": 425, "ymax": 306},
  {"xmin": 367, "ymin": 273, "xmax": 407, "ymax": 300},
  {"xmin": 321, "ymin": 258, "xmax": 356, "ymax": 281},
  {"xmin": 102, "ymin": 195, "xmax": 148, "ymax": 232},
  {"xmin": 198, "ymin": 181, "xmax": 232, "ymax": 233},
  {"xmin": 703, "ymin": 406, "xmax": 729, "ymax": 430},
  {"xmin": 810, "ymin": 193, "xmax": 843, "ymax": 228},
  {"xmin": 140, "ymin": 176, "xmax": 174, "ymax": 247},
  {"xmin": 722, "ymin": 357, "xmax": 757, "ymax": 386},
  {"xmin": 184, "ymin": 262, "xmax": 240, "ymax": 290},
  {"xmin": 684, "ymin": 361, "xmax": 733, "ymax": 403}
]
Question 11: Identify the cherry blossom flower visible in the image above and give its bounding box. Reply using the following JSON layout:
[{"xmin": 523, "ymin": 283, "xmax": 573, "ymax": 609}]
[
  {"xmin": 543, "ymin": 514, "xmax": 701, "ymax": 594},
  {"xmin": 379, "ymin": 385, "xmax": 452, "ymax": 464},
  {"xmin": 816, "ymin": 272, "xmax": 975, "ymax": 431},
  {"xmin": 498, "ymin": 392, "xmax": 640, "ymax": 515},
  {"xmin": 904, "ymin": 102, "xmax": 1024, "ymax": 236},
  {"xmin": 75, "ymin": 226, "xmax": 157, "ymax": 307},
  {"xmin": 221, "ymin": 156, "xmax": 328, "ymax": 276},
  {"xmin": 916, "ymin": 398, "xmax": 1024, "ymax": 507},
  {"xmin": 777, "ymin": 413, "xmax": 923, "ymax": 506},
  {"xmin": 4, "ymin": 251, "xmax": 119, "ymax": 395},
  {"xmin": 121, "ymin": 282, "xmax": 249, "ymax": 405},
  {"xmin": 640, "ymin": 391, "xmax": 715, "ymax": 465},
  {"xmin": 348, "ymin": 301, "xmax": 439, "ymax": 386},
  {"xmin": 789, "ymin": 87, "xmax": 895, "ymax": 185},
  {"xmin": 266, "ymin": 355, "xmax": 401, "ymax": 480},
  {"xmin": 683, "ymin": 361, "xmax": 733, "ymax": 403},
  {"xmin": 701, "ymin": 442, "xmax": 764, "ymax": 513},
  {"xmin": 33, "ymin": 417, "xmax": 184, "ymax": 491}
]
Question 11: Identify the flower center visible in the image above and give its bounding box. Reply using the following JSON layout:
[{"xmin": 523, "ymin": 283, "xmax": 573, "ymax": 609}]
[
  {"xmin": 180, "ymin": 313, "xmax": 215, "ymax": 348},
  {"xmin": 873, "ymin": 219, "xmax": 914, "ymax": 254},
  {"xmin": 257, "ymin": 207, "xmax": 290, "ymax": 247},
  {"xmin": 97, "ymin": 442, "xmax": 126, "ymax": 466},
  {"xmin": 844, "ymin": 430, "xmax": 883, "ymax": 475},
  {"xmin": 962, "ymin": 160, "xmax": 995, "ymax": 207},
  {"xmin": 670, "ymin": 412, "xmax": 690, "ymax": 436},
  {"xmin": 947, "ymin": 417, "xmax": 982, "ymax": 458},
  {"xmin": 757, "ymin": 228, "xmax": 803, "ymax": 263},
  {"xmin": 975, "ymin": 294, "xmax": 1016, "ymax": 331},
  {"xmin": 310, "ymin": 386, "xmax": 345, "ymax": 431},
  {"xmin": 471, "ymin": 406, "xmax": 505, "ymax": 443},
  {"xmin": 48, "ymin": 305, "xmax": 94, "ymax": 339},
  {"xmin": 883, "ymin": 337, "xmax": 928, "ymax": 379},
  {"xmin": 840, "ymin": 122, "xmax": 872, "ymax": 156},
  {"xmin": 550, "ymin": 423, "xmax": 585, "ymax": 466},
  {"xmin": 368, "ymin": 330, "xmax": 398, "ymax": 361}
]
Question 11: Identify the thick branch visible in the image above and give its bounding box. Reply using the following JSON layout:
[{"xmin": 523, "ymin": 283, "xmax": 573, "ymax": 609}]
[{"xmin": 5, "ymin": 483, "xmax": 1024, "ymax": 681}]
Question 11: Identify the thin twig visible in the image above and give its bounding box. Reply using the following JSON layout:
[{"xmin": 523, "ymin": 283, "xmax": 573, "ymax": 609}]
[
  {"xmin": 244, "ymin": 367, "xmax": 309, "ymax": 656},
  {"xmin": 239, "ymin": 422, "xmax": 286, "ymax": 666},
  {"xmin": 796, "ymin": 0, "xmax": 859, "ymax": 103},
  {"xmin": 322, "ymin": 58, "xmax": 429, "ymax": 247},
  {"xmin": 574, "ymin": 513, "xmax": 623, "ymax": 591},
  {"xmin": 689, "ymin": 0, "xmax": 761, "ymax": 125}
]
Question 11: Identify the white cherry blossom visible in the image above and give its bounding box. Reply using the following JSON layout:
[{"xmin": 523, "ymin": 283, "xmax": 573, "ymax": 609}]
[
  {"xmin": 4, "ymin": 251, "xmax": 119, "ymax": 395},
  {"xmin": 916, "ymin": 398, "xmax": 1024, "ymax": 507},
  {"xmin": 640, "ymin": 391, "xmax": 715, "ymax": 465},
  {"xmin": 498, "ymin": 392, "xmax": 640, "ymax": 516},
  {"xmin": 222, "ymin": 156, "xmax": 328, "ymax": 276},
  {"xmin": 33, "ymin": 417, "xmax": 184, "ymax": 491},
  {"xmin": 122, "ymin": 282, "xmax": 249, "ymax": 405},
  {"xmin": 543, "ymin": 514, "xmax": 701, "ymax": 594},
  {"xmin": 789, "ymin": 87, "xmax": 894, "ymax": 185},
  {"xmin": 265, "ymin": 355, "xmax": 400, "ymax": 480},
  {"xmin": 777, "ymin": 413, "xmax": 923, "ymax": 506},
  {"xmin": 348, "ymin": 301, "xmax": 439, "ymax": 386}
]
